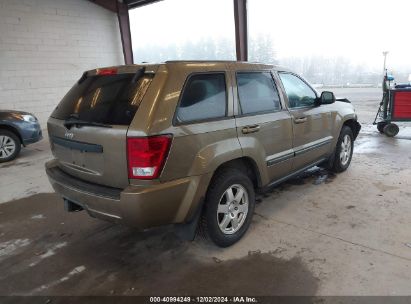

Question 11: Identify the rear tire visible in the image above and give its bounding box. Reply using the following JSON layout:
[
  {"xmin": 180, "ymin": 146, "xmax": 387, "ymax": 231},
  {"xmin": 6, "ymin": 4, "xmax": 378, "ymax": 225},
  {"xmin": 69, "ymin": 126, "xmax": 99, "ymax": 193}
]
[
  {"xmin": 383, "ymin": 123, "xmax": 399, "ymax": 137},
  {"xmin": 0, "ymin": 130, "xmax": 21, "ymax": 163},
  {"xmin": 330, "ymin": 126, "xmax": 354, "ymax": 173},
  {"xmin": 201, "ymin": 168, "xmax": 255, "ymax": 247}
]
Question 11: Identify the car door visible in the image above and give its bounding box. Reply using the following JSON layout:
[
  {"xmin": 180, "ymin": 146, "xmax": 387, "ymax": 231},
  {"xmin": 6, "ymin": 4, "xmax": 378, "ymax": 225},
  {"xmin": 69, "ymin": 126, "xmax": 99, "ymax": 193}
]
[
  {"xmin": 276, "ymin": 72, "xmax": 333, "ymax": 171},
  {"xmin": 233, "ymin": 70, "xmax": 293, "ymax": 185}
]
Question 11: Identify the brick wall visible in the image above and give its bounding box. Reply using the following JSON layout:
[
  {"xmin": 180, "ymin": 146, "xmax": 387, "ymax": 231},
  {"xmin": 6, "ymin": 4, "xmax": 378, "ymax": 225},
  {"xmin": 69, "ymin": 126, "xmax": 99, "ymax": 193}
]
[{"xmin": 0, "ymin": 0, "xmax": 124, "ymax": 125}]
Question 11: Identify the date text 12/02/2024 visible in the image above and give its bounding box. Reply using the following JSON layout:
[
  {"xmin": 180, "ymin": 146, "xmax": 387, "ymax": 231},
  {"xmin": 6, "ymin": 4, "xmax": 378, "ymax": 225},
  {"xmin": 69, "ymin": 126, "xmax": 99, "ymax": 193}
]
[{"xmin": 149, "ymin": 297, "xmax": 258, "ymax": 303}]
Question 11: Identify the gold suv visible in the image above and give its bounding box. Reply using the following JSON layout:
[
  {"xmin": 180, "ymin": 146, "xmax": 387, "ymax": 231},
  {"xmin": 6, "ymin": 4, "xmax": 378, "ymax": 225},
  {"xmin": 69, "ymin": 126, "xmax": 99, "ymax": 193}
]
[{"xmin": 46, "ymin": 61, "xmax": 361, "ymax": 247}]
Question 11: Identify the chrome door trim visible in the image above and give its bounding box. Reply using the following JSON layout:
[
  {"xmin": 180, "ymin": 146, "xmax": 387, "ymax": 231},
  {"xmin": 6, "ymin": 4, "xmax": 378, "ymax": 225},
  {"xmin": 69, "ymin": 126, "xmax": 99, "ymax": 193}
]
[
  {"xmin": 266, "ymin": 149, "xmax": 294, "ymax": 166},
  {"xmin": 266, "ymin": 136, "xmax": 333, "ymax": 167},
  {"xmin": 294, "ymin": 136, "xmax": 333, "ymax": 156}
]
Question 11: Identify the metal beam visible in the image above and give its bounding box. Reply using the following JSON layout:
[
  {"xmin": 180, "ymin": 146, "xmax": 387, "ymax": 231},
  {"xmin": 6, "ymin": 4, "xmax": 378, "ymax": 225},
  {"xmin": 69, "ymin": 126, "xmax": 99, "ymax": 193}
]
[
  {"xmin": 125, "ymin": 0, "xmax": 163, "ymax": 9},
  {"xmin": 89, "ymin": 0, "xmax": 117, "ymax": 12},
  {"xmin": 233, "ymin": 0, "xmax": 248, "ymax": 61},
  {"xmin": 117, "ymin": 1, "xmax": 134, "ymax": 64}
]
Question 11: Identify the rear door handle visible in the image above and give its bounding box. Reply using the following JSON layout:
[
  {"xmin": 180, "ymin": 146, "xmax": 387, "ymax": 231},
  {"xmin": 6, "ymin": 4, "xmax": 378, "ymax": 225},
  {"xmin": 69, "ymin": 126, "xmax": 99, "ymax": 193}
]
[
  {"xmin": 294, "ymin": 117, "xmax": 307, "ymax": 124},
  {"xmin": 242, "ymin": 125, "xmax": 260, "ymax": 134}
]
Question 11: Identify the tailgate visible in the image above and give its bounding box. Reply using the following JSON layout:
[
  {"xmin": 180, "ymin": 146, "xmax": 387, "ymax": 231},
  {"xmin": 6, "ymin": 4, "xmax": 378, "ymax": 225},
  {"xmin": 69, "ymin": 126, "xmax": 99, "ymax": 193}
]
[
  {"xmin": 47, "ymin": 69, "xmax": 153, "ymax": 189},
  {"xmin": 48, "ymin": 118, "xmax": 129, "ymax": 188}
]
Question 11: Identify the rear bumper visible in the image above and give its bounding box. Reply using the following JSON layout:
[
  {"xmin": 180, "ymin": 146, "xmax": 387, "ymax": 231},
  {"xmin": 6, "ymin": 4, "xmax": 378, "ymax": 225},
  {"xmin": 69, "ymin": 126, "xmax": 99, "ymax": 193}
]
[{"xmin": 45, "ymin": 160, "xmax": 210, "ymax": 229}]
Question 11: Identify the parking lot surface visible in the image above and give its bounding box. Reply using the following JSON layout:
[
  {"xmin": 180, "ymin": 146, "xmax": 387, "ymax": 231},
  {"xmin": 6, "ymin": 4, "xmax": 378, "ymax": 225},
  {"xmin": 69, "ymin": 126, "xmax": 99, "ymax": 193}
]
[{"xmin": 1, "ymin": 88, "xmax": 411, "ymax": 296}]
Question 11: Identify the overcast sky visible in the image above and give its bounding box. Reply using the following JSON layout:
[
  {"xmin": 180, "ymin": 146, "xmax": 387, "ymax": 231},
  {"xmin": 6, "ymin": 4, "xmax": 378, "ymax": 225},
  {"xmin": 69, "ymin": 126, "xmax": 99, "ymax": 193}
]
[{"xmin": 130, "ymin": 0, "xmax": 411, "ymax": 72}]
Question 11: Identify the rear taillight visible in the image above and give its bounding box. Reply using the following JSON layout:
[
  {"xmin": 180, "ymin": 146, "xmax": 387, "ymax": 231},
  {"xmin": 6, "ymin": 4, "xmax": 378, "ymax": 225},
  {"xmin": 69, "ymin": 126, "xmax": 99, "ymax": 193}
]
[
  {"xmin": 127, "ymin": 135, "xmax": 172, "ymax": 180},
  {"xmin": 97, "ymin": 68, "xmax": 117, "ymax": 75}
]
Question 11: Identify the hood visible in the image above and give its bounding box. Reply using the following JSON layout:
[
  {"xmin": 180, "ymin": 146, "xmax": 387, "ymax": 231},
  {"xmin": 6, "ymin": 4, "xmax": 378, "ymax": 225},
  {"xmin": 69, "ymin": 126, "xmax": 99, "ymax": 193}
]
[
  {"xmin": 335, "ymin": 97, "xmax": 351, "ymax": 103},
  {"xmin": 0, "ymin": 110, "xmax": 33, "ymax": 115}
]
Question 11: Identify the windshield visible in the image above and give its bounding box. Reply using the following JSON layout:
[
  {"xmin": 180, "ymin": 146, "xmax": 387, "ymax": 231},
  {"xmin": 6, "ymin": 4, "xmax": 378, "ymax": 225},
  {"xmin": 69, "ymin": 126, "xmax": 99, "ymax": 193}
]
[{"xmin": 51, "ymin": 73, "xmax": 153, "ymax": 125}]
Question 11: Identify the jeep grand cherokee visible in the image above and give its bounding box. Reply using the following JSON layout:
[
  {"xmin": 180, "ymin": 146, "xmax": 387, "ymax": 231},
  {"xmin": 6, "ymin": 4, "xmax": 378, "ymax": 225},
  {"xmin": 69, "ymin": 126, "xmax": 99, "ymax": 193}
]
[{"xmin": 46, "ymin": 61, "xmax": 361, "ymax": 247}]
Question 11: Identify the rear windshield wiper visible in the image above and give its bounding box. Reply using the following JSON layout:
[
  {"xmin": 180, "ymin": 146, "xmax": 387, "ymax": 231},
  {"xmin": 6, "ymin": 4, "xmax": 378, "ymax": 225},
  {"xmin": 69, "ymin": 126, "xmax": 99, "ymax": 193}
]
[
  {"xmin": 131, "ymin": 67, "xmax": 146, "ymax": 83},
  {"xmin": 64, "ymin": 119, "xmax": 112, "ymax": 129}
]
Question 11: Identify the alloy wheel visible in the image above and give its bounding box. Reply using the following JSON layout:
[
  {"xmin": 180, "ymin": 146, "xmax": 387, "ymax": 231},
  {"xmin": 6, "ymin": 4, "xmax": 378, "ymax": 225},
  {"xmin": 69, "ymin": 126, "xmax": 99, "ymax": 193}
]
[
  {"xmin": 216, "ymin": 184, "xmax": 249, "ymax": 235},
  {"xmin": 0, "ymin": 135, "xmax": 16, "ymax": 159},
  {"xmin": 340, "ymin": 134, "xmax": 352, "ymax": 166}
]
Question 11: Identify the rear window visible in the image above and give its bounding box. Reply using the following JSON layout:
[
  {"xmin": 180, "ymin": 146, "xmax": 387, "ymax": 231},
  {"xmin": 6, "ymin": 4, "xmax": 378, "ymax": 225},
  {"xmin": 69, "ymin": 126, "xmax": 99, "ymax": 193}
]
[
  {"xmin": 176, "ymin": 73, "xmax": 227, "ymax": 123},
  {"xmin": 51, "ymin": 73, "xmax": 153, "ymax": 125}
]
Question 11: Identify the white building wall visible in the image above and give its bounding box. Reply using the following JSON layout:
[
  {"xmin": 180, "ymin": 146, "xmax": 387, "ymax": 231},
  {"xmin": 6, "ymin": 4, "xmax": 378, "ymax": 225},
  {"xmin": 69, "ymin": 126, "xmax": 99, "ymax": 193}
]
[{"xmin": 0, "ymin": 0, "xmax": 124, "ymax": 125}]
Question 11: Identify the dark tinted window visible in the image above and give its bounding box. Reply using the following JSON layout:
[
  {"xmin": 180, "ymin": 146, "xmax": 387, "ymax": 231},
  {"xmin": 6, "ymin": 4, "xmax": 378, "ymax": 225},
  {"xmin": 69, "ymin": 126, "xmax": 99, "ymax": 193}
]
[
  {"xmin": 278, "ymin": 73, "xmax": 317, "ymax": 108},
  {"xmin": 236, "ymin": 72, "xmax": 281, "ymax": 114},
  {"xmin": 176, "ymin": 73, "xmax": 226, "ymax": 123},
  {"xmin": 51, "ymin": 74, "xmax": 152, "ymax": 125}
]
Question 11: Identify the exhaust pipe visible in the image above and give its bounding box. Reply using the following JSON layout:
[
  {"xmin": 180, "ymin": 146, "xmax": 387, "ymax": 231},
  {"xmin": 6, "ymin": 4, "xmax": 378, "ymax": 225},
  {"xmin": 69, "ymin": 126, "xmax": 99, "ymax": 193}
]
[{"xmin": 63, "ymin": 198, "xmax": 83, "ymax": 212}]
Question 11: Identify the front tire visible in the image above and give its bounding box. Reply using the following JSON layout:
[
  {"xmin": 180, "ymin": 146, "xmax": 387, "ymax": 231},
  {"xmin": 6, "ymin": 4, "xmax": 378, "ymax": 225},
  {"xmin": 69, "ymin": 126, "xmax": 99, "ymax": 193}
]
[
  {"xmin": 330, "ymin": 126, "xmax": 354, "ymax": 173},
  {"xmin": 0, "ymin": 130, "xmax": 21, "ymax": 163},
  {"xmin": 201, "ymin": 168, "xmax": 255, "ymax": 247}
]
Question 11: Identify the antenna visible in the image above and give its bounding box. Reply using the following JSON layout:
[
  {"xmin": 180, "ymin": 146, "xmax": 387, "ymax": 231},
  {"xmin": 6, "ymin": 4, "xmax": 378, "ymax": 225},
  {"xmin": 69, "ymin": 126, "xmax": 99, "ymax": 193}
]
[{"xmin": 382, "ymin": 51, "xmax": 389, "ymax": 77}]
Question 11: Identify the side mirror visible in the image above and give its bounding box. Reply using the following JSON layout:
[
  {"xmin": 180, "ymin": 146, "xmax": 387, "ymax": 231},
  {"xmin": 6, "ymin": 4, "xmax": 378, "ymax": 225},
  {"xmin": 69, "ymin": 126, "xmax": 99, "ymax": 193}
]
[{"xmin": 320, "ymin": 91, "xmax": 335, "ymax": 105}]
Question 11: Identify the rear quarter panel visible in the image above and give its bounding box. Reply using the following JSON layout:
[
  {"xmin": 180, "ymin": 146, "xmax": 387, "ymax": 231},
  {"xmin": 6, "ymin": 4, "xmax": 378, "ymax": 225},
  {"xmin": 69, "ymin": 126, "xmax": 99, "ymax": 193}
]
[{"xmin": 161, "ymin": 120, "xmax": 242, "ymax": 181}]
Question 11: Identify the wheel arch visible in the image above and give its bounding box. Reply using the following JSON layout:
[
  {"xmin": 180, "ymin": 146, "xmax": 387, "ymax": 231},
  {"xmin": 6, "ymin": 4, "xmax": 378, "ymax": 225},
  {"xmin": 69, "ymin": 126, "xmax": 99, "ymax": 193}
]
[
  {"xmin": 342, "ymin": 119, "xmax": 361, "ymax": 140},
  {"xmin": 0, "ymin": 124, "xmax": 23, "ymax": 145},
  {"xmin": 211, "ymin": 157, "xmax": 262, "ymax": 189},
  {"xmin": 182, "ymin": 156, "xmax": 262, "ymax": 226}
]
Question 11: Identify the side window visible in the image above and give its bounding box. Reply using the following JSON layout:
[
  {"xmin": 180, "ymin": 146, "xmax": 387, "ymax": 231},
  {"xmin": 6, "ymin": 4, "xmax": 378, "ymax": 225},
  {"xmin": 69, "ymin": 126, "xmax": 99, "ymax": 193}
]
[
  {"xmin": 176, "ymin": 73, "xmax": 227, "ymax": 123},
  {"xmin": 278, "ymin": 73, "xmax": 317, "ymax": 108},
  {"xmin": 236, "ymin": 72, "xmax": 281, "ymax": 115}
]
